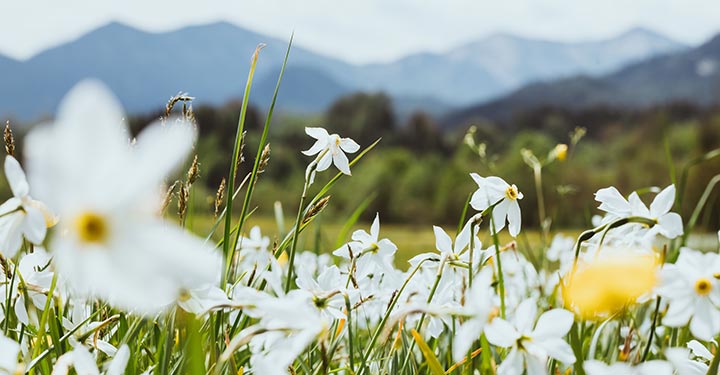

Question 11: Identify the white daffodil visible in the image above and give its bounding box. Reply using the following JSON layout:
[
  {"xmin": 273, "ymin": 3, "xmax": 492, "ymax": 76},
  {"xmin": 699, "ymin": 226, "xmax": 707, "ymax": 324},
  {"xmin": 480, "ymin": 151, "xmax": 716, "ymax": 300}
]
[
  {"xmin": 656, "ymin": 247, "xmax": 720, "ymax": 341},
  {"xmin": 0, "ymin": 156, "xmax": 55, "ymax": 258},
  {"xmin": 296, "ymin": 265, "xmax": 346, "ymax": 321},
  {"xmin": 302, "ymin": 127, "xmax": 359, "ymax": 183},
  {"xmin": 334, "ymin": 213, "xmax": 397, "ymax": 279},
  {"xmin": 0, "ymin": 331, "xmax": 20, "ymax": 375},
  {"xmin": 177, "ymin": 285, "xmax": 231, "ymax": 315},
  {"xmin": 469, "ymin": 174, "xmax": 523, "ymax": 237},
  {"xmin": 51, "ymin": 344, "xmax": 129, "ymax": 375},
  {"xmin": 583, "ymin": 359, "xmax": 673, "ymax": 375},
  {"xmin": 485, "ymin": 299, "xmax": 575, "ymax": 375},
  {"xmin": 452, "ymin": 269, "xmax": 496, "ymax": 362},
  {"xmin": 594, "ymin": 185, "xmax": 682, "ymax": 239},
  {"xmin": 241, "ymin": 291, "xmax": 327, "ymax": 375},
  {"xmin": 13, "ymin": 247, "xmax": 54, "ymax": 325},
  {"xmin": 24, "ymin": 80, "xmax": 221, "ymax": 315}
]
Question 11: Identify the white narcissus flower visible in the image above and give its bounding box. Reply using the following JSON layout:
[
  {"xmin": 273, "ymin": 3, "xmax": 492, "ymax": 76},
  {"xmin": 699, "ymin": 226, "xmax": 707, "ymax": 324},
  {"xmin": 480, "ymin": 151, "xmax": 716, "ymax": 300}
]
[
  {"xmin": 302, "ymin": 127, "xmax": 359, "ymax": 183},
  {"xmin": 594, "ymin": 185, "xmax": 683, "ymax": 239},
  {"xmin": 583, "ymin": 359, "xmax": 673, "ymax": 375},
  {"xmin": 485, "ymin": 299, "xmax": 575, "ymax": 375},
  {"xmin": 0, "ymin": 331, "xmax": 20, "ymax": 375},
  {"xmin": 333, "ymin": 213, "xmax": 397, "ymax": 279},
  {"xmin": 656, "ymin": 247, "xmax": 720, "ymax": 341},
  {"xmin": 469, "ymin": 174, "xmax": 523, "ymax": 237},
  {"xmin": 452, "ymin": 269, "xmax": 496, "ymax": 362},
  {"xmin": 0, "ymin": 156, "xmax": 55, "ymax": 258},
  {"xmin": 24, "ymin": 80, "xmax": 222, "ymax": 315}
]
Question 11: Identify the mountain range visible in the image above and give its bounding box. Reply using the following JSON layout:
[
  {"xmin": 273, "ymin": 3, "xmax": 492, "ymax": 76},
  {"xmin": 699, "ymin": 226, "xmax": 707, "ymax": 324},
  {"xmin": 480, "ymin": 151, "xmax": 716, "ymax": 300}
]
[
  {"xmin": 444, "ymin": 33, "xmax": 720, "ymax": 127},
  {"xmin": 0, "ymin": 21, "xmax": 688, "ymax": 122}
]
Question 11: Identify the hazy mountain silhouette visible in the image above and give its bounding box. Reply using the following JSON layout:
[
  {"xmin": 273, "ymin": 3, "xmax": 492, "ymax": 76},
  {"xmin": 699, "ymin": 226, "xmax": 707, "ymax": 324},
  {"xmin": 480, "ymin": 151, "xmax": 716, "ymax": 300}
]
[
  {"xmin": 444, "ymin": 33, "xmax": 720, "ymax": 127},
  {"xmin": 0, "ymin": 22, "xmax": 687, "ymax": 121}
]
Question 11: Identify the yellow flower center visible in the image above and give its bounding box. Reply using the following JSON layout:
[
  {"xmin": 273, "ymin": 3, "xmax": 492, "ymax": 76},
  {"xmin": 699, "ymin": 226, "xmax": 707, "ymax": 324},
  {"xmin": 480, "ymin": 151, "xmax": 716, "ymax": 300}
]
[
  {"xmin": 505, "ymin": 185, "xmax": 519, "ymax": 200},
  {"xmin": 695, "ymin": 278, "xmax": 713, "ymax": 296},
  {"xmin": 178, "ymin": 288, "xmax": 192, "ymax": 302},
  {"xmin": 74, "ymin": 212, "xmax": 109, "ymax": 244}
]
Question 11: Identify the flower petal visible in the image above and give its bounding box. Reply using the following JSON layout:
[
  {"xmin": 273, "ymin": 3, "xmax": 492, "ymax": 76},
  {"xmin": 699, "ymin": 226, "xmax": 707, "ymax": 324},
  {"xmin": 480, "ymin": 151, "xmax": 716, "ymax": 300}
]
[
  {"xmin": 650, "ymin": 185, "xmax": 676, "ymax": 217},
  {"xmin": 4, "ymin": 156, "xmax": 29, "ymax": 197}
]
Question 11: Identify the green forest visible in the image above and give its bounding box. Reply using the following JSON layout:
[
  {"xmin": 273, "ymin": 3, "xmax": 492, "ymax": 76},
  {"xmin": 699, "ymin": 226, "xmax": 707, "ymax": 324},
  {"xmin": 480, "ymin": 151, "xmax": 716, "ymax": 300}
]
[{"xmin": 121, "ymin": 93, "xmax": 720, "ymax": 230}]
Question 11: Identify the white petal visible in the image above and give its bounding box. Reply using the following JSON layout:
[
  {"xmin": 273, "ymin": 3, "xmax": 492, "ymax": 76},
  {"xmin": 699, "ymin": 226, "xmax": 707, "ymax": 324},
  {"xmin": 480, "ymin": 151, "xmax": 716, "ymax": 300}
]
[
  {"xmin": 650, "ymin": 185, "xmax": 676, "ymax": 217},
  {"xmin": 687, "ymin": 340, "xmax": 713, "ymax": 360},
  {"xmin": 496, "ymin": 347, "xmax": 523, "ymax": 375},
  {"xmin": 433, "ymin": 226, "xmax": 453, "ymax": 256},
  {"xmin": 485, "ymin": 318, "xmax": 520, "ymax": 347},
  {"xmin": 22, "ymin": 206, "xmax": 47, "ymax": 244},
  {"xmin": 689, "ymin": 298, "xmax": 720, "ymax": 341},
  {"xmin": 305, "ymin": 127, "xmax": 329, "ymax": 140},
  {"xmin": 122, "ymin": 118, "xmax": 195, "ymax": 205},
  {"xmin": 339, "ymin": 138, "xmax": 360, "ymax": 153},
  {"xmin": 71, "ymin": 346, "xmax": 101, "ymax": 375},
  {"xmin": 333, "ymin": 151, "xmax": 351, "ymax": 175},
  {"xmin": 302, "ymin": 139, "xmax": 327, "ymax": 156},
  {"xmin": 658, "ymin": 213, "xmax": 683, "ymax": 238},
  {"xmin": 370, "ymin": 213, "xmax": 380, "ymax": 240},
  {"xmin": 533, "ymin": 308, "xmax": 574, "ymax": 339},
  {"xmin": 316, "ymin": 152, "xmax": 332, "ymax": 172},
  {"xmin": 452, "ymin": 319, "xmax": 484, "ymax": 362},
  {"xmin": 107, "ymin": 345, "xmax": 130, "ymax": 375},
  {"xmin": 595, "ymin": 187, "xmax": 630, "ymax": 215},
  {"xmin": 55, "ymin": 79, "xmax": 129, "ymax": 159},
  {"xmin": 491, "ymin": 199, "xmax": 509, "ymax": 234},
  {"xmin": 513, "ymin": 299, "xmax": 537, "ymax": 334},
  {"xmin": 4, "ymin": 156, "xmax": 29, "ymax": 197},
  {"xmin": 538, "ymin": 337, "xmax": 575, "ymax": 364},
  {"xmin": 507, "ymin": 200, "xmax": 521, "ymax": 237}
]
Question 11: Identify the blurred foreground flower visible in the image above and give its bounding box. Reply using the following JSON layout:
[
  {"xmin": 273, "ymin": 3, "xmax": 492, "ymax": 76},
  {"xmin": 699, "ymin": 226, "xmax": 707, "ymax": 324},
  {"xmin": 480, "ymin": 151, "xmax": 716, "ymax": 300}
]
[
  {"xmin": 24, "ymin": 80, "xmax": 221, "ymax": 315},
  {"xmin": 0, "ymin": 331, "xmax": 21, "ymax": 374},
  {"xmin": 563, "ymin": 251, "xmax": 658, "ymax": 320}
]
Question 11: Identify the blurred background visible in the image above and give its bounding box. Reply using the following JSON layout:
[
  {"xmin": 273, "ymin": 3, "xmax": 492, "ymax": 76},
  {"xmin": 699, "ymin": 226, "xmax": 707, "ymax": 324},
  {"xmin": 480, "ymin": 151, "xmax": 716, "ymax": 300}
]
[{"xmin": 1, "ymin": 1, "xmax": 720, "ymax": 249}]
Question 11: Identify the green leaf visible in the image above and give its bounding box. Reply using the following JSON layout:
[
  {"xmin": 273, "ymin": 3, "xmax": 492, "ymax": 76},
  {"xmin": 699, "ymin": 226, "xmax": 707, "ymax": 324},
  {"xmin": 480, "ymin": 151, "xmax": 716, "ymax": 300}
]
[{"xmin": 410, "ymin": 329, "xmax": 445, "ymax": 375}]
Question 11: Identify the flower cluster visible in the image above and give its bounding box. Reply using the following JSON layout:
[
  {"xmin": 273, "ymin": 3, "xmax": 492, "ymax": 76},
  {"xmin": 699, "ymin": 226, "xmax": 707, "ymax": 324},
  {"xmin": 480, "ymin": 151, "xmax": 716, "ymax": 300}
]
[{"xmin": 0, "ymin": 80, "xmax": 718, "ymax": 375}]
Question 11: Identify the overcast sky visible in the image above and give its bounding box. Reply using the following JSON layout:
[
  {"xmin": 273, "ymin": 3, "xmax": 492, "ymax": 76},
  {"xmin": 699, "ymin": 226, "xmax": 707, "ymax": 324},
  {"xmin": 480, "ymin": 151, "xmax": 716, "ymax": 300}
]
[{"xmin": 2, "ymin": 0, "xmax": 720, "ymax": 64}]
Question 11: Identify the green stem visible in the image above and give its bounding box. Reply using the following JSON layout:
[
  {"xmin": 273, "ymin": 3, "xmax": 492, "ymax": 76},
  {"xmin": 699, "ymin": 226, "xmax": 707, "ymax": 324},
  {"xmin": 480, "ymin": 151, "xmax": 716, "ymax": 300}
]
[{"xmin": 490, "ymin": 213, "xmax": 506, "ymax": 319}]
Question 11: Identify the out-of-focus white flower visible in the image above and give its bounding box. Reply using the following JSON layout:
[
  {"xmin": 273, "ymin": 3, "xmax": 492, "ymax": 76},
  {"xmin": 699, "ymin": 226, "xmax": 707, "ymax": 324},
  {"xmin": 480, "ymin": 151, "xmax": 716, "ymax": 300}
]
[
  {"xmin": 485, "ymin": 299, "xmax": 575, "ymax": 375},
  {"xmin": 583, "ymin": 359, "xmax": 672, "ymax": 375},
  {"xmin": 236, "ymin": 291, "xmax": 328, "ymax": 375},
  {"xmin": 302, "ymin": 127, "xmax": 359, "ymax": 183},
  {"xmin": 24, "ymin": 80, "xmax": 221, "ymax": 315},
  {"xmin": 0, "ymin": 331, "xmax": 20, "ymax": 375},
  {"xmin": 51, "ymin": 344, "xmax": 129, "ymax": 375},
  {"xmin": 452, "ymin": 269, "xmax": 496, "ymax": 362},
  {"xmin": 296, "ymin": 265, "xmax": 346, "ymax": 321},
  {"xmin": 0, "ymin": 156, "xmax": 55, "ymax": 258},
  {"xmin": 178, "ymin": 285, "xmax": 231, "ymax": 315},
  {"xmin": 665, "ymin": 347, "xmax": 708, "ymax": 375},
  {"xmin": 334, "ymin": 213, "xmax": 397, "ymax": 279},
  {"xmin": 469, "ymin": 174, "xmax": 523, "ymax": 237},
  {"xmin": 656, "ymin": 247, "xmax": 720, "ymax": 341},
  {"xmin": 13, "ymin": 247, "xmax": 54, "ymax": 325}
]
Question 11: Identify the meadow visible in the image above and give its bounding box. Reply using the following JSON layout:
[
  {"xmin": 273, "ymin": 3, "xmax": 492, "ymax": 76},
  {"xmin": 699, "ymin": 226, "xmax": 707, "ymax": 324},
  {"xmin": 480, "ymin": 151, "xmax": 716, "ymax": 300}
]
[{"xmin": 1, "ymin": 43, "xmax": 720, "ymax": 375}]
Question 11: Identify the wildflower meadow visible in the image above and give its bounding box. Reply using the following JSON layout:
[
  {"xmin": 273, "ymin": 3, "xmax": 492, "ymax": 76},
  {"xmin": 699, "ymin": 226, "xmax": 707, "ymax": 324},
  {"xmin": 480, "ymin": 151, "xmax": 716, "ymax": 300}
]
[{"xmin": 1, "ymin": 44, "xmax": 720, "ymax": 375}]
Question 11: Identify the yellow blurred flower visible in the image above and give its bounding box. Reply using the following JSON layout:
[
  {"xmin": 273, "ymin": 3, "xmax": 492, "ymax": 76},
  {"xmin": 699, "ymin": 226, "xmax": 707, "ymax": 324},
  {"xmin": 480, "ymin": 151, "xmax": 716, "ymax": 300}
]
[
  {"xmin": 562, "ymin": 252, "xmax": 658, "ymax": 320},
  {"xmin": 553, "ymin": 143, "xmax": 568, "ymax": 161}
]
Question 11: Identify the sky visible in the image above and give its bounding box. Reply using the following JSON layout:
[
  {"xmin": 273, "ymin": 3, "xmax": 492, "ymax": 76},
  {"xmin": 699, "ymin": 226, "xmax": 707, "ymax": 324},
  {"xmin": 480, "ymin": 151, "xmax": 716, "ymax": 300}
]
[{"xmin": 2, "ymin": 0, "xmax": 720, "ymax": 64}]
